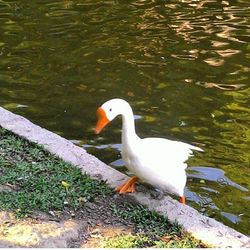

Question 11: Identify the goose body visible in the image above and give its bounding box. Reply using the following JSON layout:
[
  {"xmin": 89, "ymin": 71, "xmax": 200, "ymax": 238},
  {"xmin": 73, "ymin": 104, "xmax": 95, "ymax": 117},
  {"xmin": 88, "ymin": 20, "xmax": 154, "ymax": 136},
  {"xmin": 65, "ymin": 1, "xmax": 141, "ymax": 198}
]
[{"xmin": 95, "ymin": 98, "xmax": 203, "ymax": 204}]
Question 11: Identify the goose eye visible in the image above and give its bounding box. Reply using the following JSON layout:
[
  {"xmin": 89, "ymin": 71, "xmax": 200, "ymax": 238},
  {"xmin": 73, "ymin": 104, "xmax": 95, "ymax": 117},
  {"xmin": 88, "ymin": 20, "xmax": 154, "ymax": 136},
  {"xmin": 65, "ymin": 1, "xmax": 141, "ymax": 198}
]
[{"xmin": 109, "ymin": 108, "xmax": 112, "ymax": 112}]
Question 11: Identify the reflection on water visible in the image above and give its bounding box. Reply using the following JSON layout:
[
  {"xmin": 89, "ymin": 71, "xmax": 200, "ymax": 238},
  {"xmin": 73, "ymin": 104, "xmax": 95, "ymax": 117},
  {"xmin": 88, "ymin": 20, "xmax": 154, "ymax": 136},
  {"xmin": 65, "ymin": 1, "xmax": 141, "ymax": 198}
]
[
  {"xmin": 0, "ymin": 0, "xmax": 249, "ymax": 235},
  {"xmin": 188, "ymin": 166, "xmax": 248, "ymax": 192}
]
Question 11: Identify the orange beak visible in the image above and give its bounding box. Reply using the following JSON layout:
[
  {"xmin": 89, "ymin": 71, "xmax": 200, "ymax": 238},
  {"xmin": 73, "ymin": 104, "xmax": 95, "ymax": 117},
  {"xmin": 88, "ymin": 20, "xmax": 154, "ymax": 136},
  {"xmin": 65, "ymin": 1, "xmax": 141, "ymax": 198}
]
[{"xmin": 95, "ymin": 107, "xmax": 110, "ymax": 134}]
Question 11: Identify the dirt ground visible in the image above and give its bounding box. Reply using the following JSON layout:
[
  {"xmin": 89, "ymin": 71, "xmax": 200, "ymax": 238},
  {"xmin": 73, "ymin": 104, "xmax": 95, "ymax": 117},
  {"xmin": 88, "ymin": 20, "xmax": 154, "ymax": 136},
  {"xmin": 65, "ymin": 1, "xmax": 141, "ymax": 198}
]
[{"xmin": 0, "ymin": 194, "xmax": 165, "ymax": 248}]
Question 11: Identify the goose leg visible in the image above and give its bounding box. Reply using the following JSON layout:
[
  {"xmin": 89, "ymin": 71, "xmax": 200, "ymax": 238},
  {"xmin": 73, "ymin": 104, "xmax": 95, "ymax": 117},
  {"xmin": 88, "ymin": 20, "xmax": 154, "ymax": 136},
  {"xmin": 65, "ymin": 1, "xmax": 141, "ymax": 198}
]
[
  {"xmin": 116, "ymin": 176, "xmax": 139, "ymax": 193},
  {"xmin": 180, "ymin": 196, "xmax": 186, "ymax": 204}
]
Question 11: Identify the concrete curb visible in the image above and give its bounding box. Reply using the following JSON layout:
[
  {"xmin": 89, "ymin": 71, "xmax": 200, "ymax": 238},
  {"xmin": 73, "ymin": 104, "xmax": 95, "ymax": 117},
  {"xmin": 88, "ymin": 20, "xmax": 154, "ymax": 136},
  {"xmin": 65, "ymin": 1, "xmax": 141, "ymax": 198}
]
[{"xmin": 0, "ymin": 107, "xmax": 249, "ymax": 248}]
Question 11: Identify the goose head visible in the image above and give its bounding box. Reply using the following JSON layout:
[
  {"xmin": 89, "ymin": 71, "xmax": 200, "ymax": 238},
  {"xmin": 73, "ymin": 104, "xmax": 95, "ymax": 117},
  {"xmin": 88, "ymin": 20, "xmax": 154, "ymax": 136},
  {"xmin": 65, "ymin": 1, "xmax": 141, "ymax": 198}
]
[{"xmin": 95, "ymin": 98, "xmax": 129, "ymax": 134}]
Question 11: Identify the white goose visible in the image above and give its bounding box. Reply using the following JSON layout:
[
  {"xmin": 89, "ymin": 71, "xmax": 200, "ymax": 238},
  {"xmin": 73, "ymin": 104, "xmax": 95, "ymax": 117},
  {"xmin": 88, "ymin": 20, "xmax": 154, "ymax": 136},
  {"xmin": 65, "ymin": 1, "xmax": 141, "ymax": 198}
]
[{"xmin": 95, "ymin": 98, "xmax": 203, "ymax": 204}]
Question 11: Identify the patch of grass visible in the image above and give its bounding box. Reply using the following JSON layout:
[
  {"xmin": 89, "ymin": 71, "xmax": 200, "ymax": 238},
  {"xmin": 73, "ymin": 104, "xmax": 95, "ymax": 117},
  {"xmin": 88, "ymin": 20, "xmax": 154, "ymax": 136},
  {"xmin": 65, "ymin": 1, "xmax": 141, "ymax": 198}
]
[
  {"xmin": 154, "ymin": 234, "xmax": 205, "ymax": 248},
  {"xmin": 103, "ymin": 233, "xmax": 203, "ymax": 248},
  {"xmin": 102, "ymin": 230, "xmax": 204, "ymax": 248},
  {"xmin": 110, "ymin": 202, "xmax": 205, "ymax": 248},
  {"xmin": 110, "ymin": 202, "xmax": 181, "ymax": 236},
  {"xmin": 103, "ymin": 233, "xmax": 151, "ymax": 248},
  {"xmin": 0, "ymin": 127, "xmax": 112, "ymax": 216}
]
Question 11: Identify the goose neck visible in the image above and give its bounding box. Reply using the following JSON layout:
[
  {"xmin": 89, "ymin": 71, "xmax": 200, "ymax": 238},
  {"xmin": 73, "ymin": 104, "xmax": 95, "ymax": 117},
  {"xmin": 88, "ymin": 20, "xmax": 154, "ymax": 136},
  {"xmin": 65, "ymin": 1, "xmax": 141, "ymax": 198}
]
[{"xmin": 121, "ymin": 112, "xmax": 138, "ymax": 143}]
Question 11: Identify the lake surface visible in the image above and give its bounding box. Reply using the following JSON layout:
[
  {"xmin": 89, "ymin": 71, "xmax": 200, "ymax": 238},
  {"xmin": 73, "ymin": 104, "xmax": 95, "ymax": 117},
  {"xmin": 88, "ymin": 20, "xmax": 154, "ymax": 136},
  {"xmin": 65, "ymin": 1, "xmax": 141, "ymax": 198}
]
[{"xmin": 0, "ymin": 0, "xmax": 249, "ymax": 235}]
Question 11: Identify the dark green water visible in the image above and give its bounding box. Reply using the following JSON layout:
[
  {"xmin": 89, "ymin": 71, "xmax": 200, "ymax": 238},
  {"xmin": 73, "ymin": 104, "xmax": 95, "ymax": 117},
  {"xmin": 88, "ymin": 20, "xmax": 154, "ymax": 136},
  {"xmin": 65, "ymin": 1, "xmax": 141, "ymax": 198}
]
[{"xmin": 0, "ymin": 0, "xmax": 249, "ymax": 235}]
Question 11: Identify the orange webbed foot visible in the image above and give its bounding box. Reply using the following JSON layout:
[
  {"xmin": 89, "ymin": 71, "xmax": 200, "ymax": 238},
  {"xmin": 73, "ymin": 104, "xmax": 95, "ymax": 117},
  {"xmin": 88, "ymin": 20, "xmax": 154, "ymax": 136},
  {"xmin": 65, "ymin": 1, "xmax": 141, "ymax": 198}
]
[
  {"xmin": 180, "ymin": 196, "xmax": 186, "ymax": 204},
  {"xmin": 116, "ymin": 176, "xmax": 139, "ymax": 193}
]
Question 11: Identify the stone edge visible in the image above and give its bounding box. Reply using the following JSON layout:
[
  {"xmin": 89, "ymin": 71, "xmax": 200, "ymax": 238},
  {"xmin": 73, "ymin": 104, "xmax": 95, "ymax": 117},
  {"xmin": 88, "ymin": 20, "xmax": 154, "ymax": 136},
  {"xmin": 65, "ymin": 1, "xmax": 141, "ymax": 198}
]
[{"xmin": 0, "ymin": 107, "xmax": 249, "ymax": 248}]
